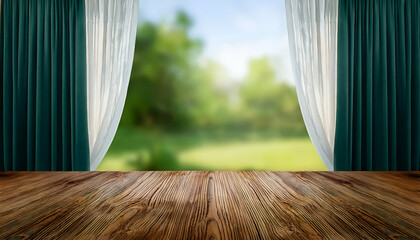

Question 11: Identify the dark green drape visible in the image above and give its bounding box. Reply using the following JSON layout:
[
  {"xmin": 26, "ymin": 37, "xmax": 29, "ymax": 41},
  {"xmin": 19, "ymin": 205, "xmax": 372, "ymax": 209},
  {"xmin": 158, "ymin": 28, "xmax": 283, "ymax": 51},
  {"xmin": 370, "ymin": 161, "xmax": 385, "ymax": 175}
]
[
  {"xmin": 0, "ymin": 0, "xmax": 89, "ymax": 171},
  {"xmin": 335, "ymin": 0, "xmax": 420, "ymax": 171}
]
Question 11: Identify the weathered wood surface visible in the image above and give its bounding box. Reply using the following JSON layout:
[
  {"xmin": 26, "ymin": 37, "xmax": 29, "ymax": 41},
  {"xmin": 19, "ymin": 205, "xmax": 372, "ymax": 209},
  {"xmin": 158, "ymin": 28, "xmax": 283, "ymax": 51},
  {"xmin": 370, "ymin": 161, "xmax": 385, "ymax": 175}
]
[{"xmin": 0, "ymin": 171, "xmax": 419, "ymax": 240}]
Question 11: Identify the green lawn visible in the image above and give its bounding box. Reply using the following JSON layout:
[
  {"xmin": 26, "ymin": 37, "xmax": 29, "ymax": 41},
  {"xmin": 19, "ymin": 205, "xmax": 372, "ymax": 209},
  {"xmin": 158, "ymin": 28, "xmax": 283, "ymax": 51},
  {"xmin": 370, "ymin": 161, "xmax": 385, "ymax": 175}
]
[{"xmin": 97, "ymin": 127, "xmax": 327, "ymax": 171}]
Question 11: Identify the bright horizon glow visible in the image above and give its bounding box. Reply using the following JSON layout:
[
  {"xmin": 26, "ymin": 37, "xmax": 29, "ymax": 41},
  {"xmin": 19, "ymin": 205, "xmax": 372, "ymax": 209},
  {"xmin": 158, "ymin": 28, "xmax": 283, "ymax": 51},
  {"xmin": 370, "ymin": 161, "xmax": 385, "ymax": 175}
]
[{"xmin": 138, "ymin": 0, "xmax": 294, "ymax": 84}]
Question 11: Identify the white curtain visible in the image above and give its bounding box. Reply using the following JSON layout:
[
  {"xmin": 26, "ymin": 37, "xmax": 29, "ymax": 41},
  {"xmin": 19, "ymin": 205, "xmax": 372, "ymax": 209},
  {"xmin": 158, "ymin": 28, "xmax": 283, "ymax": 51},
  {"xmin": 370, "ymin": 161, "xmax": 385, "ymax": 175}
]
[
  {"xmin": 285, "ymin": 0, "xmax": 338, "ymax": 170},
  {"xmin": 85, "ymin": 0, "xmax": 139, "ymax": 170}
]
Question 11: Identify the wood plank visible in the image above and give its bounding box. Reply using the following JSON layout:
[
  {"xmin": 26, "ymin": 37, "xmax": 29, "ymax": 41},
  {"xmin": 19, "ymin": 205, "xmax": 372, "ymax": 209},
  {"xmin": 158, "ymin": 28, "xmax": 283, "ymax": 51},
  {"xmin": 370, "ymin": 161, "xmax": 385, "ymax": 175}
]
[{"xmin": 0, "ymin": 171, "xmax": 419, "ymax": 239}]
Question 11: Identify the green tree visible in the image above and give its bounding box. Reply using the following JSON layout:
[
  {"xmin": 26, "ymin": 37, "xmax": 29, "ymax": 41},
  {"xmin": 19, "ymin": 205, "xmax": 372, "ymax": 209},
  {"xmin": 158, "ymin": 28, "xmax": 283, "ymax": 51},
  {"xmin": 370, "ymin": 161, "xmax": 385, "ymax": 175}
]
[{"xmin": 121, "ymin": 11, "xmax": 204, "ymax": 128}]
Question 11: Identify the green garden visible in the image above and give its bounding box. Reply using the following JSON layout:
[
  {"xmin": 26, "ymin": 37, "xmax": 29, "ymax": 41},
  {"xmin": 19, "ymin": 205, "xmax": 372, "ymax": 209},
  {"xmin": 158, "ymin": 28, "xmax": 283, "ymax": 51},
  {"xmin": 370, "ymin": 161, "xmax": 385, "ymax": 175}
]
[{"xmin": 98, "ymin": 12, "xmax": 327, "ymax": 171}]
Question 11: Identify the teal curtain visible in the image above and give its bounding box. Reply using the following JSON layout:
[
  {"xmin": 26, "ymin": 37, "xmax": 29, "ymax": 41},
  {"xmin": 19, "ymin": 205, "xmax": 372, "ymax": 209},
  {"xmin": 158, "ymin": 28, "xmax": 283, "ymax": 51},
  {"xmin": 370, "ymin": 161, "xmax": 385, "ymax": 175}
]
[
  {"xmin": 335, "ymin": 0, "xmax": 420, "ymax": 170},
  {"xmin": 0, "ymin": 0, "xmax": 89, "ymax": 171}
]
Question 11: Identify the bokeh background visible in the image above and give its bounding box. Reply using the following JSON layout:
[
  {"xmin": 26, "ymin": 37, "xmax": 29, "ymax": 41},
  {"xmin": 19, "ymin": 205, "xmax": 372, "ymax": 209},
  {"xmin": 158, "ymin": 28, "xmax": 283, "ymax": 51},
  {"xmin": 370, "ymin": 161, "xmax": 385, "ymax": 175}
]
[{"xmin": 97, "ymin": 0, "xmax": 327, "ymax": 171}]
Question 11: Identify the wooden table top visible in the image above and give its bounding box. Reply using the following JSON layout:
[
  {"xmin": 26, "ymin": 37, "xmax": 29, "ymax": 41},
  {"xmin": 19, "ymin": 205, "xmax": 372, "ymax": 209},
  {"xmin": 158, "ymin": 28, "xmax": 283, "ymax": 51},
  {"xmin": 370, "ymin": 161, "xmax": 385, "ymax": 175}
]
[{"xmin": 0, "ymin": 171, "xmax": 419, "ymax": 239}]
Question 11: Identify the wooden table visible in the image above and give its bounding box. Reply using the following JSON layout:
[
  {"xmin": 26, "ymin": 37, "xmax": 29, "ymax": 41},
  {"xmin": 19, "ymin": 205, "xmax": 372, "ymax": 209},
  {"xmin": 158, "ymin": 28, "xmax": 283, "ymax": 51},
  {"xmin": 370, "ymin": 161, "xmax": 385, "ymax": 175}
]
[{"xmin": 0, "ymin": 171, "xmax": 419, "ymax": 239}]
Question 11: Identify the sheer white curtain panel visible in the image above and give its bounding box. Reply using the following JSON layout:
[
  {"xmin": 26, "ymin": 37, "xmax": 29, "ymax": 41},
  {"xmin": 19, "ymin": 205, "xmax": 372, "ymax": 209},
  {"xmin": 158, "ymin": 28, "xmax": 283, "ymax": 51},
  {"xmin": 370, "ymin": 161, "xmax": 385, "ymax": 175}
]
[
  {"xmin": 85, "ymin": 0, "xmax": 139, "ymax": 170},
  {"xmin": 285, "ymin": 0, "xmax": 338, "ymax": 170}
]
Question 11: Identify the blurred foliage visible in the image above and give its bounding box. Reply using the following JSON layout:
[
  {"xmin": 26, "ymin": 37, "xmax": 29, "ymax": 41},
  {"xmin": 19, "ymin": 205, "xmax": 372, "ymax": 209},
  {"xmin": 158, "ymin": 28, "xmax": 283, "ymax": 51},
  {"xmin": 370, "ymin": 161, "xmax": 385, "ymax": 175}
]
[
  {"xmin": 121, "ymin": 11, "xmax": 305, "ymax": 133},
  {"xmin": 121, "ymin": 11, "xmax": 227, "ymax": 129},
  {"xmin": 239, "ymin": 58, "xmax": 305, "ymax": 132}
]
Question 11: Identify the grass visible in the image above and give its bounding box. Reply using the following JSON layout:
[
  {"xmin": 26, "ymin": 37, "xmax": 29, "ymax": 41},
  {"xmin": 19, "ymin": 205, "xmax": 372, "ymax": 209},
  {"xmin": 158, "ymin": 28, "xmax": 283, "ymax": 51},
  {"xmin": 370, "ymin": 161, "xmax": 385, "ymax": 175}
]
[{"xmin": 96, "ymin": 127, "xmax": 328, "ymax": 171}]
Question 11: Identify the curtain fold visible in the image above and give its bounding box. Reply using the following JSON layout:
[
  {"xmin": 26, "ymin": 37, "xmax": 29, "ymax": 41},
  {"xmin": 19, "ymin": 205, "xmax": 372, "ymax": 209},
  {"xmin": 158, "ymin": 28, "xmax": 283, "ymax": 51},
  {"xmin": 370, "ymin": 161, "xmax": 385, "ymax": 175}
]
[
  {"xmin": 86, "ymin": 0, "xmax": 139, "ymax": 170},
  {"xmin": 0, "ymin": 0, "xmax": 89, "ymax": 171},
  {"xmin": 285, "ymin": 0, "xmax": 339, "ymax": 170},
  {"xmin": 335, "ymin": 0, "xmax": 420, "ymax": 171}
]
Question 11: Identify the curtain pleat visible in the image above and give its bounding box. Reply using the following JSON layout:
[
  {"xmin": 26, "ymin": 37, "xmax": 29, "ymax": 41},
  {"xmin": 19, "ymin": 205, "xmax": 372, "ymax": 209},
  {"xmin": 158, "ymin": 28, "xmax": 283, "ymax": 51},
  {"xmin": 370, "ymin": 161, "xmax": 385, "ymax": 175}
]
[
  {"xmin": 0, "ymin": 0, "xmax": 89, "ymax": 171},
  {"xmin": 335, "ymin": 0, "xmax": 420, "ymax": 171}
]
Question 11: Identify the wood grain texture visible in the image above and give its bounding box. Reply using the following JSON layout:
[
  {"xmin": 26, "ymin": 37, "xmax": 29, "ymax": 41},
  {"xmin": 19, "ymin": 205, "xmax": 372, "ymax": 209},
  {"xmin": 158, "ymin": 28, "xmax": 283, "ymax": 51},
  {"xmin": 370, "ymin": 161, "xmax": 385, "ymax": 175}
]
[{"xmin": 0, "ymin": 171, "xmax": 419, "ymax": 240}]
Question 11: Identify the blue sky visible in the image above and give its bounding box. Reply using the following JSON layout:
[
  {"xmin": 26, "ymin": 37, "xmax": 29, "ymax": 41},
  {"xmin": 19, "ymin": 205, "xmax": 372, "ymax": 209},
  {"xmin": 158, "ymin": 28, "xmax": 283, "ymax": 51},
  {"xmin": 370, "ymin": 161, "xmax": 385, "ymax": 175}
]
[{"xmin": 138, "ymin": 0, "xmax": 293, "ymax": 83}]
